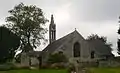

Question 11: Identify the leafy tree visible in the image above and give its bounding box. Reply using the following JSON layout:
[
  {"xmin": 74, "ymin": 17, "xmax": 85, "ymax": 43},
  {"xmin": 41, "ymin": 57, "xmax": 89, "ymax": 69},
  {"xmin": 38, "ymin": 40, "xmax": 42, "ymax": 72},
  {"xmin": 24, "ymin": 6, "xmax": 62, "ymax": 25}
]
[
  {"xmin": 117, "ymin": 40, "xmax": 120, "ymax": 55},
  {"xmin": 117, "ymin": 22, "xmax": 120, "ymax": 55},
  {"xmin": 5, "ymin": 3, "xmax": 48, "ymax": 52},
  {"xmin": 87, "ymin": 34, "xmax": 106, "ymax": 42},
  {"xmin": 47, "ymin": 52, "xmax": 68, "ymax": 64},
  {"xmin": 0, "ymin": 26, "xmax": 20, "ymax": 63}
]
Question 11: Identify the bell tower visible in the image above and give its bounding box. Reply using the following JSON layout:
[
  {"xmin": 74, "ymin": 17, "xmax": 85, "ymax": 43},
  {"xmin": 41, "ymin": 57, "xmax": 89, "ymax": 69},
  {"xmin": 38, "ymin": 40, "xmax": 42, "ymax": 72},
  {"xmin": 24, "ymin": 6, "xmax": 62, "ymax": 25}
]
[{"xmin": 49, "ymin": 14, "xmax": 56, "ymax": 44}]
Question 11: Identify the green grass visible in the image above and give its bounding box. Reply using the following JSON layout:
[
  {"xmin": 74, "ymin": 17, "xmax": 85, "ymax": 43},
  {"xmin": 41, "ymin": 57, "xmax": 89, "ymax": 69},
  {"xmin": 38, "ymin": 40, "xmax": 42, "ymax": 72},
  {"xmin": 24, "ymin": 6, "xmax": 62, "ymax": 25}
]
[
  {"xmin": 90, "ymin": 67, "xmax": 120, "ymax": 73},
  {"xmin": 0, "ymin": 69, "xmax": 68, "ymax": 73},
  {"xmin": 2, "ymin": 67, "xmax": 120, "ymax": 73}
]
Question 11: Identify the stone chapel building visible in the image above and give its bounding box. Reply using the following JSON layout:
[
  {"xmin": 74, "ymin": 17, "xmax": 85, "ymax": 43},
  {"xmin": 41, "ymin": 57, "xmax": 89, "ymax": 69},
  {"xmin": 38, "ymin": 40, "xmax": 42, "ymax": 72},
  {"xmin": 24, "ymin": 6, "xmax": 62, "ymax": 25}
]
[
  {"xmin": 41, "ymin": 15, "xmax": 113, "ymax": 64},
  {"xmin": 20, "ymin": 15, "xmax": 113, "ymax": 66}
]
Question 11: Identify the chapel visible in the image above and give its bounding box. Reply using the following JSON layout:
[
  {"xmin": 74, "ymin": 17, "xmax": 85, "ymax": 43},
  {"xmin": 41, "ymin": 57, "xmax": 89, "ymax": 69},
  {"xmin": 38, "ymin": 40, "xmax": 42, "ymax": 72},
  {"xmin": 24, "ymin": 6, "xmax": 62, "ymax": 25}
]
[{"xmin": 20, "ymin": 15, "xmax": 113, "ymax": 66}]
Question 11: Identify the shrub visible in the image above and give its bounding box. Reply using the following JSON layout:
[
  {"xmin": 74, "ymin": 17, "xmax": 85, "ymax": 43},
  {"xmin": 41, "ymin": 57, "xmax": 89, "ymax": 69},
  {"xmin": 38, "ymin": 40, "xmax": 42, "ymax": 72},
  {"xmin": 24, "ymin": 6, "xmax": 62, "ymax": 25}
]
[
  {"xmin": 0, "ymin": 63, "xmax": 15, "ymax": 71},
  {"xmin": 41, "ymin": 63, "xmax": 50, "ymax": 69},
  {"xmin": 67, "ymin": 63, "xmax": 76, "ymax": 73},
  {"xmin": 0, "ymin": 63, "xmax": 31, "ymax": 71},
  {"xmin": 47, "ymin": 52, "xmax": 68, "ymax": 64},
  {"xmin": 50, "ymin": 63, "xmax": 66, "ymax": 69}
]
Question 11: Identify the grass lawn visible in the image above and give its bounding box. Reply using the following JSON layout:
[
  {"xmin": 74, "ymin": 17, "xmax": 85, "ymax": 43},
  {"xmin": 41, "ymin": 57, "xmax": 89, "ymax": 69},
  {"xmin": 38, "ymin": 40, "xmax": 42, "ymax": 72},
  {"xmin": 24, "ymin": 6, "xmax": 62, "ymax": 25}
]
[
  {"xmin": 90, "ymin": 67, "xmax": 120, "ymax": 73},
  {"xmin": 0, "ymin": 69, "xmax": 68, "ymax": 73}
]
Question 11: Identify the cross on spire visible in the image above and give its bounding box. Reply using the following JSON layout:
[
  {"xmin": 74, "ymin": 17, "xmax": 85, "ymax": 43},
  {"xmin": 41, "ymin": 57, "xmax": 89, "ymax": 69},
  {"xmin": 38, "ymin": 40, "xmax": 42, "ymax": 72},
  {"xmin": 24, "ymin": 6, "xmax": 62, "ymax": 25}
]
[
  {"xmin": 51, "ymin": 14, "xmax": 54, "ymax": 24},
  {"xmin": 75, "ymin": 28, "xmax": 77, "ymax": 31}
]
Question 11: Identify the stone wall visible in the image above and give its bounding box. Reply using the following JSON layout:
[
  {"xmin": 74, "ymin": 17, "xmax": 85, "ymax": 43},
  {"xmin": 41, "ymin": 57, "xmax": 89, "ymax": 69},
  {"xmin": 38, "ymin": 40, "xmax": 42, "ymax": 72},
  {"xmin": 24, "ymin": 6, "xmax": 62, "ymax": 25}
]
[
  {"xmin": 99, "ymin": 60, "xmax": 120, "ymax": 67},
  {"xmin": 21, "ymin": 52, "xmax": 29, "ymax": 66}
]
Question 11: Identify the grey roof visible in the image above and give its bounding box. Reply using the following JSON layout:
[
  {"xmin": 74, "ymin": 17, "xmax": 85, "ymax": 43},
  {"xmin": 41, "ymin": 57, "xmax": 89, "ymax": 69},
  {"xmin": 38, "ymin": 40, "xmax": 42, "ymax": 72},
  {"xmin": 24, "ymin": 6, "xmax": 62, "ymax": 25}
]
[
  {"xmin": 42, "ymin": 30, "xmax": 113, "ymax": 57},
  {"xmin": 87, "ymin": 39, "xmax": 113, "ymax": 57},
  {"xmin": 42, "ymin": 30, "xmax": 83, "ymax": 55}
]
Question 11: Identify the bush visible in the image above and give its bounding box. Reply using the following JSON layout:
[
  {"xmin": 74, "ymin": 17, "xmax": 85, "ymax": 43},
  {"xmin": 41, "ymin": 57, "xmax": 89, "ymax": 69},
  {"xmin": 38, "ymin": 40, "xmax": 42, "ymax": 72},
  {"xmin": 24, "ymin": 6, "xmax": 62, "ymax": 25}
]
[
  {"xmin": 0, "ymin": 63, "xmax": 15, "ymax": 71},
  {"xmin": 41, "ymin": 63, "xmax": 50, "ymax": 69},
  {"xmin": 47, "ymin": 52, "xmax": 68, "ymax": 64},
  {"xmin": 50, "ymin": 63, "xmax": 66, "ymax": 69},
  {"xmin": 67, "ymin": 63, "xmax": 76, "ymax": 72},
  {"xmin": 0, "ymin": 63, "xmax": 31, "ymax": 71}
]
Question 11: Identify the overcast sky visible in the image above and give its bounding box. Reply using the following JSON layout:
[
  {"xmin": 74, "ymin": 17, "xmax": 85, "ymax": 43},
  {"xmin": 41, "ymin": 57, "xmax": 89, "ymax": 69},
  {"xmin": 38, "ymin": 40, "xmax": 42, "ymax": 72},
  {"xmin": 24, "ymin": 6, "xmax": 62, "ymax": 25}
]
[{"xmin": 0, "ymin": 0, "xmax": 120, "ymax": 56}]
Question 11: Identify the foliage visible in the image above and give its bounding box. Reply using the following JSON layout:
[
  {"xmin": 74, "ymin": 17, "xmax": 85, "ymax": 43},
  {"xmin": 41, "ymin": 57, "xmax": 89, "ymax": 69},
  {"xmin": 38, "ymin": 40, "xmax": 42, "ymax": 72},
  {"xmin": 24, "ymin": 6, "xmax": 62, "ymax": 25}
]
[
  {"xmin": 117, "ymin": 39, "xmax": 120, "ymax": 55},
  {"xmin": 50, "ymin": 63, "xmax": 66, "ymax": 69},
  {"xmin": 117, "ymin": 26, "xmax": 120, "ymax": 55},
  {"xmin": 67, "ymin": 63, "xmax": 75, "ymax": 73},
  {"xmin": 47, "ymin": 52, "xmax": 68, "ymax": 64},
  {"xmin": 87, "ymin": 34, "xmax": 106, "ymax": 42},
  {"xmin": 0, "ymin": 26, "xmax": 20, "ymax": 63},
  {"xmin": 5, "ymin": 3, "xmax": 48, "ymax": 52},
  {"xmin": 0, "ymin": 63, "xmax": 17, "ymax": 71}
]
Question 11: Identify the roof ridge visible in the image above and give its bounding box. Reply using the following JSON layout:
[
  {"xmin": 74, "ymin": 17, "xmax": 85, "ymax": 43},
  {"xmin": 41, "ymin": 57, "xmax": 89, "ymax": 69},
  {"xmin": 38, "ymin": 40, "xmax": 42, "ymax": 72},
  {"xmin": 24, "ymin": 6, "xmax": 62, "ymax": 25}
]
[
  {"xmin": 42, "ymin": 30, "xmax": 77, "ymax": 52},
  {"xmin": 56, "ymin": 30, "xmax": 76, "ymax": 41}
]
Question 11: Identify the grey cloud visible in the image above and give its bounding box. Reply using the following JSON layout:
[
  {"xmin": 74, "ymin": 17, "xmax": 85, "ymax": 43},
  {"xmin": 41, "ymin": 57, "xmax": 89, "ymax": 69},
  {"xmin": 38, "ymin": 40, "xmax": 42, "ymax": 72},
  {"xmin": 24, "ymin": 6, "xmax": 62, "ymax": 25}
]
[
  {"xmin": 0, "ymin": 0, "xmax": 120, "ymax": 22},
  {"xmin": 70, "ymin": 0, "xmax": 120, "ymax": 22},
  {"xmin": 0, "ymin": 0, "xmax": 119, "ymax": 54}
]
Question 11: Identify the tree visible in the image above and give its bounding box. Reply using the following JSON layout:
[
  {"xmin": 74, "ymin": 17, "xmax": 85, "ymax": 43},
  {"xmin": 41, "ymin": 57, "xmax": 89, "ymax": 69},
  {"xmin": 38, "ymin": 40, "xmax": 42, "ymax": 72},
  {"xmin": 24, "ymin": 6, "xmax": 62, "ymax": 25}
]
[
  {"xmin": 87, "ymin": 34, "xmax": 106, "ymax": 43},
  {"xmin": 0, "ymin": 26, "xmax": 20, "ymax": 63},
  {"xmin": 5, "ymin": 3, "xmax": 48, "ymax": 52},
  {"xmin": 117, "ymin": 39, "xmax": 120, "ymax": 55},
  {"xmin": 117, "ymin": 18, "xmax": 120, "ymax": 54}
]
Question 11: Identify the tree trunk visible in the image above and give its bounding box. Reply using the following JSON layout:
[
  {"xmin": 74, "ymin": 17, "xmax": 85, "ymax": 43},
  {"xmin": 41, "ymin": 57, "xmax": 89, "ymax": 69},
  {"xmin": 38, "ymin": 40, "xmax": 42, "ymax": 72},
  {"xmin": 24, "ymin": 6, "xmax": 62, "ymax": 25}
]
[
  {"xmin": 38, "ymin": 56, "xmax": 42, "ymax": 69},
  {"xmin": 27, "ymin": 32, "xmax": 33, "ymax": 51}
]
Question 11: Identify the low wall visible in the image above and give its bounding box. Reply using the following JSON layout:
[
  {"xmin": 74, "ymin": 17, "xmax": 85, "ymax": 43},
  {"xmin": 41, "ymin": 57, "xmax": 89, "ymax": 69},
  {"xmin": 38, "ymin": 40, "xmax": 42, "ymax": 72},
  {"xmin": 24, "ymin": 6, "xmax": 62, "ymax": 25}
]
[{"xmin": 99, "ymin": 60, "xmax": 120, "ymax": 67}]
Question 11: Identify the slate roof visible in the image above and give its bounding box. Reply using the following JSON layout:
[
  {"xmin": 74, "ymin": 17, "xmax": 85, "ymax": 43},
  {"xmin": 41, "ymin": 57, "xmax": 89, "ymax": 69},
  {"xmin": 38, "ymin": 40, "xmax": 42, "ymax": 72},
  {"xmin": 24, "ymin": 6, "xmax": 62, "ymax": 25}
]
[
  {"xmin": 42, "ymin": 30, "xmax": 113, "ymax": 57},
  {"xmin": 87, "ymin": 39, "xmax": 113, "ymax": 57},
  {"xmin": 42, "ymin": 30, "xmax": 83, "ymax": 55}
]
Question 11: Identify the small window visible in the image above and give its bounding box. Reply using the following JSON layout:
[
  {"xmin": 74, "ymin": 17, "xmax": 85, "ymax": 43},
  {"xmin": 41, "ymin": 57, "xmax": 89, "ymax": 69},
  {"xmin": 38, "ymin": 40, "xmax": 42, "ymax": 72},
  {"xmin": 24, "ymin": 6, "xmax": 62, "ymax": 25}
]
[{"xmin": 91, "ymin": 51, "xmax": 95, "ymax": 59}]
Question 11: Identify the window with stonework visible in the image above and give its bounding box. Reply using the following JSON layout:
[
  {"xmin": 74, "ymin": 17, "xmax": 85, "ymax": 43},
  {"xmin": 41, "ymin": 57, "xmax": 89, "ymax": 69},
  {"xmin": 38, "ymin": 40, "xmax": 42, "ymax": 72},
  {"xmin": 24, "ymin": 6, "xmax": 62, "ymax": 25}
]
[{"xmin": 73, "ymin": 42, "xmax": 80, "ymax": 57}]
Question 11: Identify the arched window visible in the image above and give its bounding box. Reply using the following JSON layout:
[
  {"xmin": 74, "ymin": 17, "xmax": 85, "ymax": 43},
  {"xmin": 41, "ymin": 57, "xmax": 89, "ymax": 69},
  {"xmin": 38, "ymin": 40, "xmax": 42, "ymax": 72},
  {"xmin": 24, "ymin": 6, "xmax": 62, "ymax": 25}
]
[
  {"xmin": 73, "ymin": 42, "xmax": 80, "ymax": 57},
  {"xmin": 91, "ymin": 51, "xmax": 95, "ymax": 59}
]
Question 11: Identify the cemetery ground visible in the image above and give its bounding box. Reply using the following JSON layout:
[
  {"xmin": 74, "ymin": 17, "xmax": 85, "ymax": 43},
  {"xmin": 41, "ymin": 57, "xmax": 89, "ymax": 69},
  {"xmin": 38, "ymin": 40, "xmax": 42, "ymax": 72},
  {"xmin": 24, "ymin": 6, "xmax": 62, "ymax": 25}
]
[
  {"xmin": 89, "ymin": 67, "xmax": 120, "ymax": 73},
  {"xmin": 1, "ymin": 67, "xmax": 120, "ymax": 73},
  {"xmin": 0, "ymin": 69, "xmax": 68, "ymax": 73}
]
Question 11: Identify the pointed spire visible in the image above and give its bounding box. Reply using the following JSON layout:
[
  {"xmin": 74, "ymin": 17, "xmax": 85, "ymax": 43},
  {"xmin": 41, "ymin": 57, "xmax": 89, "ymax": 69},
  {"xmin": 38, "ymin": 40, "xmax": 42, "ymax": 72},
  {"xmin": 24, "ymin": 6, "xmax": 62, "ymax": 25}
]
[
  {"xmin": 50, "ymin": 14, "xmax": 54, "ymax": 24},
  {"xmin": 49, "ymin": 14, "xmax": 56, "ymax": 44}
]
